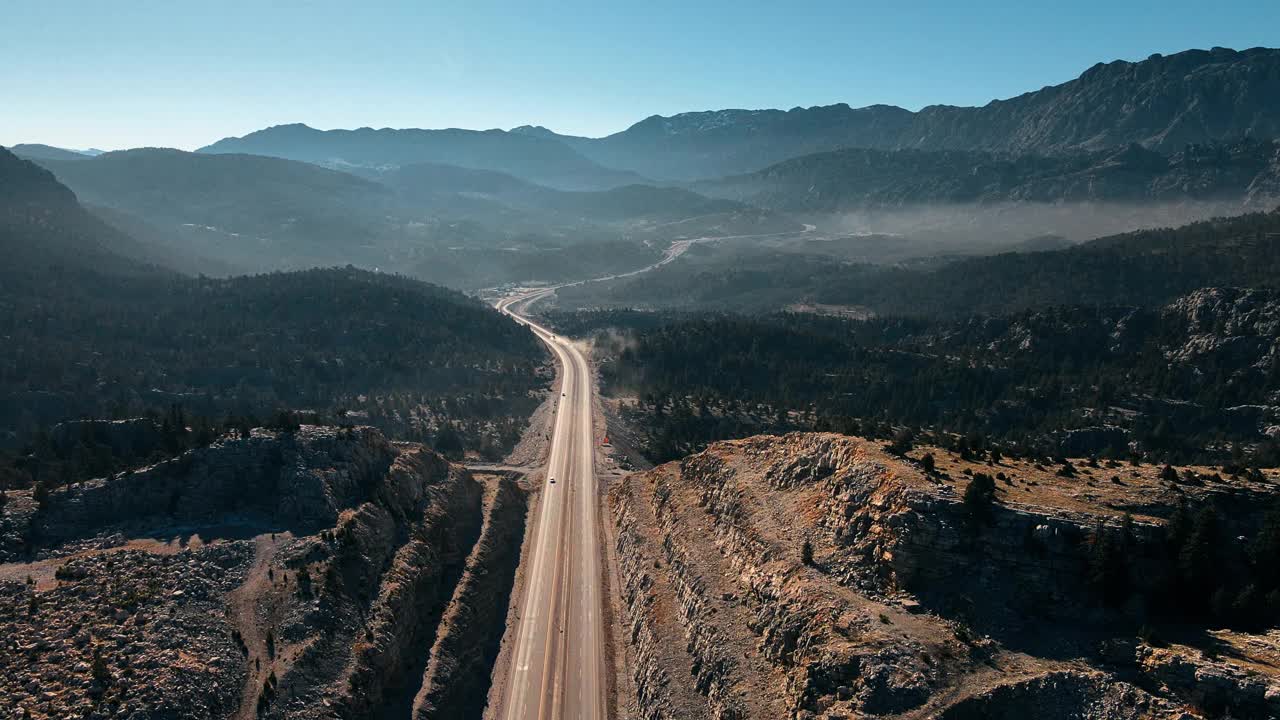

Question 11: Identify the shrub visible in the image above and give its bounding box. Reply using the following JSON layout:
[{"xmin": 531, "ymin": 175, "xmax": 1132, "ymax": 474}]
[
  {"xmin": 963, "ymin": 473, "xmax": 997, "ymax": 527},
  {"xmin": 919, "ymin": 453, "xmax": 936, "ymax": 474},
  {"xmin": 32, "ymin": 481, "xmax": 50, "ymax": 508}
]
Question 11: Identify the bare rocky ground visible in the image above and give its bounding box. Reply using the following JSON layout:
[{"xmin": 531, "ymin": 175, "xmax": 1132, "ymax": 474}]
[
  {"xmin": 610, "ymin": 432, "xmax": 1280, "ymax": 720},
  {"xmin": 0, "ymin": 425, "xmax": 528, "ymax": 720}
]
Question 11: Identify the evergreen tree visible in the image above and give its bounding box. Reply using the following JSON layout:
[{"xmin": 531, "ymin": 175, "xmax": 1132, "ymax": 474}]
[
  {"xmin": 963, "ymin": 473, "xmax": 997, "ymax": 527},
  {"xmin": 1089, "ymin": 515, "xmax": 1133, "ymax": 607},
  {"xmin": 1179, "ymin": 505, "xmax": 1223, "ymax": 615},
  {"xmin": 433, "ymin": 424, "xmax": 466, "ymax": 460}
]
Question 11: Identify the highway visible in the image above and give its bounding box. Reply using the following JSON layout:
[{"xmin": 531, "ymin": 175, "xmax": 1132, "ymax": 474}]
[
  {"xmin": 489, "ymin": 225, "xmax": 818, "ymax": 718},
  {"xmin": 494, "ymin": 289, "xmax": 607, "ymax": 720}
]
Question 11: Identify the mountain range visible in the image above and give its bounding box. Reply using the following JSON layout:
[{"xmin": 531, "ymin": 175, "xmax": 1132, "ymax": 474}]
[
  {"xmin": 13, "ymin": 146, "xmax": 776, "ymax": 287},
  {"xmin": 704, "ymin": 139, "xmax": 1280, "ymax": 211},
  {"xmin": 7, "ymin": 44, "xmax": 1280, "ymax": 295},
  {"xmin": 197, "ymin": 123, "xmax": 646, "ymax": 190},
  {"xmin": 520, "ymin": 46, "xmax": 1280, "ymax": 179},
  {"xmin": 175, "ymin": 47, "xmax": 1280, "ymax": 218}
]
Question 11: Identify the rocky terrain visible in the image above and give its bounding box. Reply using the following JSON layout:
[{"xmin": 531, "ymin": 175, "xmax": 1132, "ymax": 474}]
[
  {"xmin": 0, "ymin": 425, "xmax": 529, "ymax": 720},
  {"xmin": 610, "ymin": 432, "xmax": 1280, "ymax": 719}
]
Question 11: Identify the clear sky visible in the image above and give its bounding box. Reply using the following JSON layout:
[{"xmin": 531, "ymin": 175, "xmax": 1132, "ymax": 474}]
[{"xmin": 4, "ymin": 0, "xmax": 1278, "ymax": 151}]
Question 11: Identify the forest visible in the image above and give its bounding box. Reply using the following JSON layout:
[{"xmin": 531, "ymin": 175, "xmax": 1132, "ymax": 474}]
[
  {"xmin": 550, "ymin": 297, "xmax": 1280, "ymax": 467},
  {"xmin": 0, "ymin": 266, "xmax": 548, "ymax": 490}
]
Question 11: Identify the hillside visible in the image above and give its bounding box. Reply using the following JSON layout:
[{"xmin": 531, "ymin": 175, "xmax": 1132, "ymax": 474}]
[
  {"xmin": 0, "ymin": 266, "xmax": 546, "ymax": 458},
  {"xmin": 610, "ymin": 432, "xmax": 1280, "ymax": 719},
  {"xmin": 0, "ymin": 146, "xmax": 168, "ymax": 276},
  {"xmin": 0, "ymin": 149, "xmax": 547, "ymax": 460},
  {"xmin": 555, "ymin": 285, "xmax": 1280, "ymax": 466},
  {"xmin": 705, "ymin": 139, "xmax": 1280, "ymax": 212},
  {"xmin": 32, "ymin": 148, "xmax": 403, "ymax": 271},
  {"xmin": 28, "ymin": 149, "xmax": 751, "ymax": 288},
  {"xmin": 198, "ymin": 123, "xmax": 646, "ymax": 190},
  {"xmin": 537, "ymin": 47, "xmax": 1280, "ymax": 180},
  {"xmin": 557, "ymin": 207, "xmax": 1280, "ymax": 317},
  {"xmin": 383, "ymin": 162, "xmax": 743, "ymax": 222},
  {"xmin": 821, "ymin": 208, "xmax": 1280, "ymax": 316}
]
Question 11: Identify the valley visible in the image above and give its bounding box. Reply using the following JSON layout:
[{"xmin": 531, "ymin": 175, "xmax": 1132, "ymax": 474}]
[
  {"xmin": 491, "ymin": 290, "xmax": 607, "ymax": 720},
  {"xmin": 4, "ymin": 35, "xmax": 1280, "ymax": 720}
]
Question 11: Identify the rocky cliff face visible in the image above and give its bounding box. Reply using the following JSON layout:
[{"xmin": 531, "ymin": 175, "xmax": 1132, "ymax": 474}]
[
  {"xmin": 611, "ymin": 432, "xmax": 1280, "ymax": 719},
  {"xmin": 1163, "ymin": 287, "xmax": 1280, "ymax": 378},
  {"xmin": 0, "ymin": 425, "xmax": 529, "ymax": 720},
  {"xmin": 411, "ymin": 474, "xmax": 527, "ymax": 719}
]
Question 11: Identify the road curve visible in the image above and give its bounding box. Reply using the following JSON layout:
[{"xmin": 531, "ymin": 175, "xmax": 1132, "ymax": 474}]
[{"xmin": 495, "ymin": 289, "xmax": 607, "ymax": 720}]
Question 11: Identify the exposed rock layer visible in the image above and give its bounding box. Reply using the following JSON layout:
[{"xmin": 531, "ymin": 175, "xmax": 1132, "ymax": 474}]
[
  {"xmin": 612, "ymin": 432, "xmax": 1280, "ymax": 719},
  {"xmin": 0, "ymin": 426, "xmax": 530, "ymax": 720}
]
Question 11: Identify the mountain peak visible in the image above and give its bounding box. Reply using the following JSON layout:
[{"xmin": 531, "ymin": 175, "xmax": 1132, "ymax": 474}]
[{"xmin": 509, "ymin": 125, "xmax": 560, "ymax": 139}]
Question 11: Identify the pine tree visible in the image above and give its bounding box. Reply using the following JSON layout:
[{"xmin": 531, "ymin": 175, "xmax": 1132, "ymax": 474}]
[
  {"xmin": 1179, "ymin": 505, "xmax": 1222, "ymax": 616},
  {"xmin": 1089, "ymin": 515, "xmax": 1133, "ymax": 607},
  {"xmin": 433, "ymin": 423, "xmax": 465, "ymax": 460}
]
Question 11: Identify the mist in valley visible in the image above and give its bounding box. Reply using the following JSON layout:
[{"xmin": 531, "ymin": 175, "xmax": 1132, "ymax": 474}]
[{"xmin": 794, "ymin": 198, "xmax": 1278, "ymax": 265}]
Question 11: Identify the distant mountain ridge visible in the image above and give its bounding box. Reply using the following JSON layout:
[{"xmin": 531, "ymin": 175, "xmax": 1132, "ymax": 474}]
[
  {"xmin": 383, "ymin": 162, "xmax": 743, "ymax": 221},
  {"xmin": 32, "ymin": 147, "xmax": 404, "ymax": 271},
  {"xmin": 22, "ymin": 146, "xmax": 764, "ymax": 288},
  {"xmin": 526, "ymin": 47, "xmax": 1280, "ymax": 180},
  {"xmin": 197, "ymin": 123, "xmax": 647, "ymax": 190},
  {"xmin": 10, "ymin": 144, "xmax": 97, "ymax": 162},
  {"xmin": 704, "ymin": 138, "xmax": 1280, "ymax": 211}
]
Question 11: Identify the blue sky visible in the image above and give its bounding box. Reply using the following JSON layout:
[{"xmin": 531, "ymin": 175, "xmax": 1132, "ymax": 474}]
[{"xmin": 3, "ymin": 0, "xmax": 1278, "ymax": 150}]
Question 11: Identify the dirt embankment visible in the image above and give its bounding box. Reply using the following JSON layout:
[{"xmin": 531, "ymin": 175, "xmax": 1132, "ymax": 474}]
[{"xmin": 610, "ymin": 432, "xmax": 1280, "ymax": 720}]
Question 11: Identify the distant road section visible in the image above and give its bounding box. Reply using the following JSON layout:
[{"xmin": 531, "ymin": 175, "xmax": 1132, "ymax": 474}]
[{"xmin": 495, "ymin": 289, "xmax": 607, "ymax": 720}]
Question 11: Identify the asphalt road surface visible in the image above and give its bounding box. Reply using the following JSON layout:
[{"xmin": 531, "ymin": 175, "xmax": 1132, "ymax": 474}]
[
  {"xmin": 495, "ymin": 289, "xmax": 607, "ymax": 720},
  {"xmin": 488, "ymin": 226, "xmax": 817, "ymax": 718}
]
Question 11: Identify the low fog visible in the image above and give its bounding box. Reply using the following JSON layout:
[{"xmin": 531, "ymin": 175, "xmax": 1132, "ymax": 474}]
[{"xmin": 789, "ymin": 199, "xmax": 1278, "ymax": 265}]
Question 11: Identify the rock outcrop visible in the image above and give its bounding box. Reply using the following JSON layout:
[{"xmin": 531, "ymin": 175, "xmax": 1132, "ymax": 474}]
[
  {"xmin": 49, "ymin": 418, "xmax": 166, "ymax": 459},
  {"xmin": 0, "ymin": 425, "xmax": 529, "ymax": 720},
  {"xmin": 612, "ymin": 432, "xmax": 1280, "ymax": 719},
  {"xmin": 411, "ymin": 473, "xmax": 528, "ymax": 719}
]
